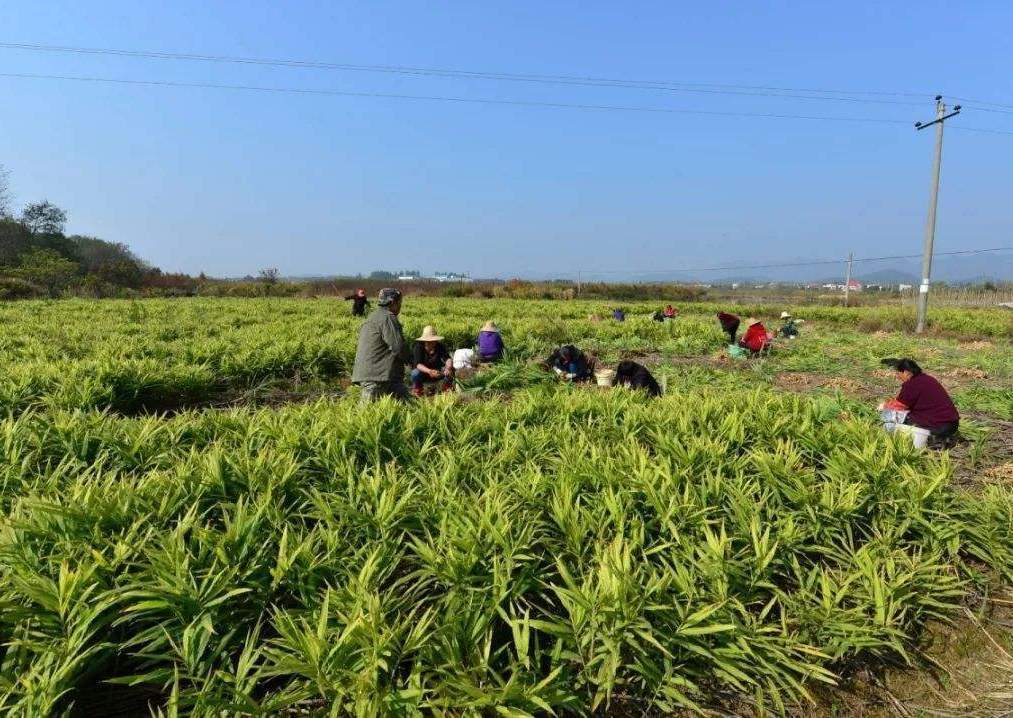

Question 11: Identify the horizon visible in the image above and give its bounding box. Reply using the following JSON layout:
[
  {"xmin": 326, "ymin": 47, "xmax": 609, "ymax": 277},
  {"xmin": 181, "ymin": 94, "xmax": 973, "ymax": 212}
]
[{"xmin": 3, "ymin": 1, "xmax": 1013, "ymax": 278}]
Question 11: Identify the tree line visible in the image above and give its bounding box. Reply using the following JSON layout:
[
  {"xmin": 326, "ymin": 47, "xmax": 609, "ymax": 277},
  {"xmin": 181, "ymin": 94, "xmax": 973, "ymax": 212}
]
[{"xmin": 0, "ymin": 166, "xmax": 198, "ymax": 299}]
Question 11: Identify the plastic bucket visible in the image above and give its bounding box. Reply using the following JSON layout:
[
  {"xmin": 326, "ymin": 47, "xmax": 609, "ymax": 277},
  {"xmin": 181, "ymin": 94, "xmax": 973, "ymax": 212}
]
[
  {"xmin": 595, "ymin": 369, "xmax": 615, "ymax": 387},
  {"xmin": 895, "ymin": 424, "xmax": 931, "ymax": 449}
]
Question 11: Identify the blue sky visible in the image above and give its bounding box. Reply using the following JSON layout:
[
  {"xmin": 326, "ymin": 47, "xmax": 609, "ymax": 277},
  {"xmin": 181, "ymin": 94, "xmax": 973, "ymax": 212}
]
[{"xmin": 2, "ymin": 1, "xmax": 1012, "ymax": 279}]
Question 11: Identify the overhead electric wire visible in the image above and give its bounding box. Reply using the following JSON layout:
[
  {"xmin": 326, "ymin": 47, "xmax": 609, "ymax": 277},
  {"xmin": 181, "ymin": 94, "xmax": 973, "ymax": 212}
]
[
  {"xmin": 0, "ymin": 71, "xmax": 920, "ymax": 124},
  {"xmin": 0, "ymin": 41, "xmax": 944, "ymax": 106},
  {"xmin": 949, "ymin": 125, "xmax": 1013, "ymax": 136},
  {"xmin": 5, "ymin": 42, "xmax": 1013, "ymax": 133},
  {"xmin": 576, "ymin": 246, "xmax": 1013, "ymax": 277}
]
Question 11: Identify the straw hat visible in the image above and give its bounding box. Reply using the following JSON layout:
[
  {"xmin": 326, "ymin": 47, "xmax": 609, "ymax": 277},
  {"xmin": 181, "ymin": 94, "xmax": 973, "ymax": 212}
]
[
  {"xmin": 780, "ymin": 311, "xmax": 791, "ymax": 319},
  {"xmin": 417, "ymin": 325, "xmax": 444, "ymax": 342},
  {"xmin": 746, "ymin": 317, "xmax": 760, "ymax": 326},
  {"xmin": 481, "ymin": 320, "xmax": 499, "ymax": 333}
]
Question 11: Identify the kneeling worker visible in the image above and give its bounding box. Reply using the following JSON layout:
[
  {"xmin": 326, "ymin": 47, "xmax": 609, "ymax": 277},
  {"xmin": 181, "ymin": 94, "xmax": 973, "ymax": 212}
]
[
  {"xmin": 549, "ymin": 345, "xmax": 593, "ymax": 382},
  {"xmin": 411, "ymin": 326, "xmax": 454, "ymax": 396},
  {"xmin": 352, "ymin": 288, "xmax": 412, "ymax": 403},
  {"xmin": 879, "ymin": 358, "xmax": 959, "ymax": 445}
]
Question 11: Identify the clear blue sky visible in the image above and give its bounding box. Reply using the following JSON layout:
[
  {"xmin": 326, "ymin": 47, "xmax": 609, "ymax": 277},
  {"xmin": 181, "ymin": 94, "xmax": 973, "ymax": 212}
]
[{"xmin": 2, "ymin": 1, "xmax": 1012, "ymax": 279}]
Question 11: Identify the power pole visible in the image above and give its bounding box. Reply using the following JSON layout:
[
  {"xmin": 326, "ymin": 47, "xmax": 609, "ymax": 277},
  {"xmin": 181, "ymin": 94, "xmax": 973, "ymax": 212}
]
[
  {"xmin": 576, "ymin": 270, "xmax": 582, "ymax": 297},
  {"xmin": 914, "ymin": 96, "xmax": 961, "ymax": 333},
  {"xmin": 843, "ymin": 251, "xmax": 854, "ymax": 307}
]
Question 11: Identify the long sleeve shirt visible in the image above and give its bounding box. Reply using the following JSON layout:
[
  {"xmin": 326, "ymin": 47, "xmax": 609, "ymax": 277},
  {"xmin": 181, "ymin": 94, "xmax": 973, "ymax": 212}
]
[{"xmin": 351, "ymin": 307, "xmax": 412, "ymax": 383}]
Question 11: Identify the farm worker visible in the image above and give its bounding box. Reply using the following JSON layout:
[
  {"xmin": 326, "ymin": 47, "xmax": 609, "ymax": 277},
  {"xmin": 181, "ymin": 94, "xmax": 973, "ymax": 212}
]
[
  {"xmin": 613, "ymin": 360, "xmax": 661, "ymax": 397},
  {"xmin": 344, "ymin": 288, "xmax": 369, "ymax": 317},
  {"xmin": 549, "ymin": 345, "xmax": 592, "ymax": 382},
  {"xmin": 613, "ymin": 308, "xmax": 626, "ymax": 322},
  {"xmin": 352, "ymin": 288, "xmax": 412, "ymax": 403},
  {"xmin": 651, "ymin": 310, "xmax": 665, "ymax": 322},
  {"xmin": 779, "ymin": 311, "xmax": 800, "ymax": 338},
  {"xmin": 717, "ymin": 312, "xmax": 741, "ymax": 345},
  {"xmin": 663, "ymin": 304, "xmax": 678, "ymax": 319},
  {"xmin": 477, "ymin": 320, "xmax": 505, "ymax": 362},
  {"xmin": 878, "ymin": 358, "xmax": 960, "ymax": 444},
  {"xmin": 739, "ymin": 318, "xmax": 772, "ymax": 354},
  {"xmin": 411, "ymin": 326, "xmax": 455, "ymax": 396}
]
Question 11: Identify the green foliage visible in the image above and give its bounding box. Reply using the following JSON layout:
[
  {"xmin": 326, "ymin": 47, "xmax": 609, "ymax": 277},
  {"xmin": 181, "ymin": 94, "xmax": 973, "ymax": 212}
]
[
  {"xmin": 1, "ymin": 390, "xmax": 1011, "ymax": 714},
  {"xmin": 0, "ymin": 298, "xmax": 1011, "ymax": 714},
  {"xmin": 9, "ymin": 249, "xmax": 79, "ymax": 297}
]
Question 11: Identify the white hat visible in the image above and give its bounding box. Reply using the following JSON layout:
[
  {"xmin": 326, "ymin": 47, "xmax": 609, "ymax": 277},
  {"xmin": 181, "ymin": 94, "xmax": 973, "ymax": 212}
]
[
  {"xmin": 481, "ymin": 320, "xmax": 499, "ymax": 333},
  {"xmin": 780, "ymin": 311, "xmax": 791, "ymax": 319},
  {"xmin": 746, "ymin": 317, "xmax": 760, "ymax": 326},
  {"xmin": 416, "ymin": 325, "xmax": 444, "ymax": 342}
]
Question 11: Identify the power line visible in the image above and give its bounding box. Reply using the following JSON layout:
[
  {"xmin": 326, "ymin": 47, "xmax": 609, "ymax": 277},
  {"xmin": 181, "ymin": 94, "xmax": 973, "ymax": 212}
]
[
  {"xmin": 0, "ymin": 41, "xmax": 942, "ymax": 106},
  {"xmin": 949, "ymin": 125, "xmax": 1013, "ymax": 136},
  {"xmin": 0, "ymin": 71, "xmax": 920, "ymax": 124},
  {"xmin": 576, "ymin": 246, "xmax": 1013, "ymax": 278}
]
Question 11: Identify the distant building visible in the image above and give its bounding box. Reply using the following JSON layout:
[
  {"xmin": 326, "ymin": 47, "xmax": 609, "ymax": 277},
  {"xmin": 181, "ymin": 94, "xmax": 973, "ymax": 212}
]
[
  {"xmin": 846, "ymin": 279, "xmax": 863, "ymax": 292},
  {"xmin": 431, "ymin": 272, "xmax": 472, "ymax": 283},
  {"xmin": 898, "ymin": 283, "xmax": 913, "ymax": 292}
]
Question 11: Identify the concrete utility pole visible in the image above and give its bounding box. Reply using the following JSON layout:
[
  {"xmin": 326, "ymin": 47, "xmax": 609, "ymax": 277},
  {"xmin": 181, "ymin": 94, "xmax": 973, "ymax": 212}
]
[
  {"xmin": 843, "ymin": 251, "xmax": 854, "ymax": 307},
  {"xmin": 914, "ymin": 96, "xmax": 961, "ymax": 333},
  {"xmin": 576, "ymin": 270, "xmax": 582, "ymax": 297}
]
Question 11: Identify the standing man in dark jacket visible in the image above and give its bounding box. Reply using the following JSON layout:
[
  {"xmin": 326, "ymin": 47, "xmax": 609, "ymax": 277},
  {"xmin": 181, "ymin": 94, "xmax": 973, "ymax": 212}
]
[
  {"xmin": 352, "ymin": 288, "xmax": 413, "ymax": 403},
  {"xmin": 345, "ymin": 288, "xmax": 369, "ymax": 317}
]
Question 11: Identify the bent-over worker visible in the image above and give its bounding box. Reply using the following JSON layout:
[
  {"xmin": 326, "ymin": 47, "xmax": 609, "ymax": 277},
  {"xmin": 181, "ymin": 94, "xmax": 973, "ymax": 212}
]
[
  {"xmin": 549, "ymin": 345, "xmax": 593, "ymax": 382},
  {"xmin": 717, "ymin": 312, "xmax": 741, "ymax": 344},
  {"xmin": 613, "ymin": 360, "xmax": 661, "ymax": 397},
  {"xmin": 351, "ymin": 288, "xmax": 412, "ymax": 403},
  {"xmin": 739, "ymin": 318, "xmax": 772, "ymax": 354}
]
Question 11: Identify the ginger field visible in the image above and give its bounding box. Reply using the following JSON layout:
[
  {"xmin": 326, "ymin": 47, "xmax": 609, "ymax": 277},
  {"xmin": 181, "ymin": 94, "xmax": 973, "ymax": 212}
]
[{"xmin": 2, "ymin": 298, "xmax": 1013, "ymax": 716}]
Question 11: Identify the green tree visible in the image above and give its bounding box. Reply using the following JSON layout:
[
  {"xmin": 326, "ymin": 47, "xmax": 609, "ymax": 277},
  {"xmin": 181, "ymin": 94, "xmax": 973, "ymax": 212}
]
[
  {"xmin": 13, "ymin": 249, "xmax": 79, "ymax": 297},
  {"xmin": 258, "ymin": 267, "xmax": 280, "ymax": 296}
]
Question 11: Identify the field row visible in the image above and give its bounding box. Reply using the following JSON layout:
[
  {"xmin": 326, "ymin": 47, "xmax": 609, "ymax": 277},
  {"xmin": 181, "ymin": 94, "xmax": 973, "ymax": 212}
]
[
  {"xmin": 1, "ymin": 299, "xmax": 1010, "ymax": 416},
  {"xmin": 3, "ymin": 388, "xmax": 1013, "ymax": 714}
]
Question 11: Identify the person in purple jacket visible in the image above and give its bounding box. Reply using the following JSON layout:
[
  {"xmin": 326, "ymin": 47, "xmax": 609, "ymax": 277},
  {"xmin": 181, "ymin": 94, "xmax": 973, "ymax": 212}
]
[
  {"xmin": 477, "ymin": 320, "xmax": 505, "ymax": 363},
  {"xmin": 879, "ymin": 358, "xmax": 960, "ymax": 446}
]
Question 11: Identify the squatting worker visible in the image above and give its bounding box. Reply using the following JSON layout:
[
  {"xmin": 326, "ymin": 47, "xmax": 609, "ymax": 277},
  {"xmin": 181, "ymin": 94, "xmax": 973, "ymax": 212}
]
[
  {"xmin": 879, "ymin": 358, "xmax": 960, "ymax": 443},
  {"xmin": 351, "ymin": 288, "xmax": 413, "ymax": 403},
  {"xmin": 411, "ymin": 326, "xmax": 455, "ymax": 396}
]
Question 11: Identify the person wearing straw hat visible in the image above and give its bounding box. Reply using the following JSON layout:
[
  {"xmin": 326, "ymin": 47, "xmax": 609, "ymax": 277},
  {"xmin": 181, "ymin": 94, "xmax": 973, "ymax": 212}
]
[
  {"xmin": 779, "ymin": 311, "xmax": 801, "ymax": 338},
  {"xmin": 477, "ymin": 320, "xmax": 505, "ymax": 363},
  {"xmin": 411, "ymin": 325, "xmax": 454, "ymax": 396},
  {"xmin": 352, "ymin": 288, "xmax": 412, "ymax": 403},
  {"xmin": 739, "ymin": 317, "xmax": 773, "ymax": 354}
]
